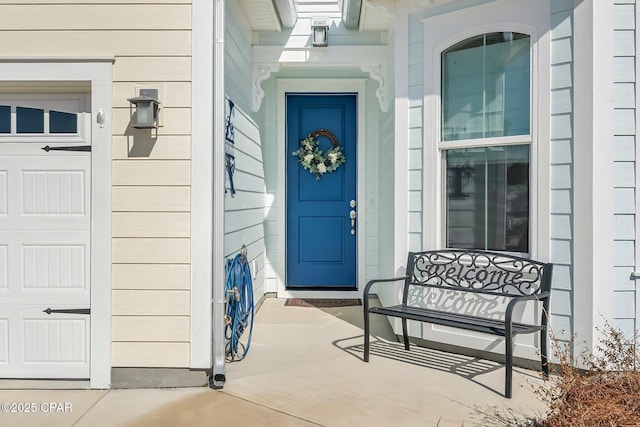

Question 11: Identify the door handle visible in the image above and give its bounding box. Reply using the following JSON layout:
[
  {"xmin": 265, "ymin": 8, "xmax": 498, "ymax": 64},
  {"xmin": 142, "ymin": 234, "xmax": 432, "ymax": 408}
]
[{"xmin": 349, "ymin": 209, "xmax": 356, "ymax": 235}]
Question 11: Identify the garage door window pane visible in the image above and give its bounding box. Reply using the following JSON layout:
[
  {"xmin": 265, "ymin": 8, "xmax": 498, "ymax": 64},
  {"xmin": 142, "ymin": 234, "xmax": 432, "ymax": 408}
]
[
  {"xmin": 50, "ymin": 111, "xmax": 78, "ymax": 134},
  {"xmin": 442, "ymin": 33, "xmax": 530, "ymax": 142},
  {"xmin": 16, "ymin": 107, "xmax": 44, "ymax": 134},
  {"xmin": 0, "ymin": 106, "xmax": 9, "ymax": 133},
  {"xmin": 446, "ymin": 145, "xmax": 529, "ymax": 252}
]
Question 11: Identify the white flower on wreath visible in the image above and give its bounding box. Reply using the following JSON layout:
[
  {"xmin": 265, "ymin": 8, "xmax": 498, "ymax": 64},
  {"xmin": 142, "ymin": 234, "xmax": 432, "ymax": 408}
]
[
  {"xmin": 304, "ymin": 154, "xmax": 314, "ymax": 163},
  {"xmin": 328, "ymin": 152, "xmax": 338, "ymax": 163},
  {"xmin": 317, "ymin": 163, "xmax": 327, "ymax": 174}
]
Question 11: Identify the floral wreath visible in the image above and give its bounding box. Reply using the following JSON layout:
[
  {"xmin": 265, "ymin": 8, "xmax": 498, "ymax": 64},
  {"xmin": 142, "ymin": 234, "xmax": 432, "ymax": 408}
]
[{"xmin": 292, "ymin": 129, "xmax": 346, "ymax": 180}]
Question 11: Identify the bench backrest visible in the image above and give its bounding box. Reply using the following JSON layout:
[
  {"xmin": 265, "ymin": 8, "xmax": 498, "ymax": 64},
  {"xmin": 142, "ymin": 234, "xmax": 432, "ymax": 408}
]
[{"xmin": 404, "ymin": 250, "xmax": 553, "ymax": 306}]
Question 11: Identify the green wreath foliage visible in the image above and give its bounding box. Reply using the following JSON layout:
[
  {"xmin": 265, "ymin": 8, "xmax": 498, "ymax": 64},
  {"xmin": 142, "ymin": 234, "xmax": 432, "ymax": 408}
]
[{"xmin": 292, "ymin": 133, "xmax": 346, "ymax": 180}]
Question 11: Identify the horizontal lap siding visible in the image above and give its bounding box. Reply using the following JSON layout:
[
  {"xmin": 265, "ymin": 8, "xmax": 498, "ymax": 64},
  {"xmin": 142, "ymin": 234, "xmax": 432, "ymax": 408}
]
[
  {"xmin": 108, "ymin": 0, "xmax": 191, "ymax": 366},
  {"xmin": 613, "ymin": 0, "xmax": 637, "ymax": 340},
  {"xmin": 549, "ymin": 1, "xmax": 574, "ymax": 343},
  {"xmin": 225, "ymin": 0, "xmax": 267, "ymax": 302},
  {"xmin": 0, "ymin": 0, "xmax": 195, "ymax": 368},
  {"xmin": 408, "ymin": 15, "xmax": 423, "ymax": 254}
]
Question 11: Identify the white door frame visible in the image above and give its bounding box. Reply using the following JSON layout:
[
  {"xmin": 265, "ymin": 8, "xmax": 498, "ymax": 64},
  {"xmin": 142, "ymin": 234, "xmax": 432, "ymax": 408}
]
[
  {"xmin": 276, "ymin": 79, "xmax": 366, "ymax": 299},
  {"xmin": 0, "ymin": 58, "xmax": 113, "ymax": 388}
]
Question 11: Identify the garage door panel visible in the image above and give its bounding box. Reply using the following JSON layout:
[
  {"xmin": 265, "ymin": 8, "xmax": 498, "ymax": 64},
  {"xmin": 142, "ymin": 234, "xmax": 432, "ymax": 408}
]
[
  {"xmin": 24, "ymin": 318, "xmax": 87, "ymax": 363},
  {"xmin": 23, "ymin": 170, "xmax": 86, "ymax": 216},
  {"xmin": 0, "ymin": 319, "xmax": 7, "ymax": 364},
  {"xmin": 0, "ymin": 155, "xmax": 90, "ymax": 230},
  {"xmin": 23, "ymin": 244, "xmax": 86, "ymax": 290},
  {"xmin": 0, "ymin": 170, "xmax": 6, "ymax": 216},
  {"xmin": 3, "ymin": 231, "xmax": 89, "ymax": 304},
  {"xmin": 0, "ymin": 244, "xmax": 6, "ymax": 290},
  {"xmin": 0, "ymin": 305, "xmax": 90, "ymax": 378}
]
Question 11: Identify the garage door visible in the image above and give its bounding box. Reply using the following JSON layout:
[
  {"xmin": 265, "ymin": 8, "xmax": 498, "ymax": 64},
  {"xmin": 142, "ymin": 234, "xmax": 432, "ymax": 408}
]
[{"xmin": 0, "ymin": 95, "xmax": 91, "ymax": 379}]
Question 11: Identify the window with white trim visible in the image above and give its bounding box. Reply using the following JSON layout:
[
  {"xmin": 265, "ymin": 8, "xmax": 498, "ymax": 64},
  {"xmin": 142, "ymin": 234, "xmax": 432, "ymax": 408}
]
[
  {"xmin": 441, "ymin": 32, "xmax": 531, "ymax": 253},
  {"xmin": 0, "ymin": 95, "xmax": 87, "ymax": 141}
]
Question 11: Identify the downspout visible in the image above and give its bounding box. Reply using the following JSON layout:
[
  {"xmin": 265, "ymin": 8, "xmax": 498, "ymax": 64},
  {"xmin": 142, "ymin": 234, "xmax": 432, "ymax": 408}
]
[{"xmin": 210, "ymin": 0, "xmax": 227, "ymax": 389}]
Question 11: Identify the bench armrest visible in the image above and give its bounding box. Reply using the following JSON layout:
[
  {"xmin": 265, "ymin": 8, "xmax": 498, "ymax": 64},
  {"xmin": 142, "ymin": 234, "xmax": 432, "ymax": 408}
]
[
  {"xmin": 505, "ymin": 291, "xmax": 551, "ymax": 333},
  {"xmin": 363, "ymin": 276, "xmax": 409, "ymax": 298},
  {"xmin": 363, "ymin": 277, "xmax": 409, "ymax": 315}
]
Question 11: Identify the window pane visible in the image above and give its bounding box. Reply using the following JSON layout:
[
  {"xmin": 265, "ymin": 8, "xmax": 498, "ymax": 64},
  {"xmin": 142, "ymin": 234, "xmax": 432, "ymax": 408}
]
[
  {"xmin": 446, "ymin": 145, "xmax": 529, "ymax": 252},
  {"xmin": 50, "ymin": 110, "xmax": 78, "ymax": 134},
  {"xmin": 442, "ymin": 33, "xmax": 530, "ymax": 141},
  {"xmin": 16, "ymin": 106, "xmax": 44, "ymax": 133},
  {"xmin": 0, "ymin": 105, "xmax": 9, "ymax": 133}
]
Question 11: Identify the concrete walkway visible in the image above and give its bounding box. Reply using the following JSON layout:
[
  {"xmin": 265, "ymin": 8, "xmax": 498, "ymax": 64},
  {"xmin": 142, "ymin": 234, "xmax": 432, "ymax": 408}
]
[{"xmin": 0, "ymin": 298, "xmax": 548, "ymax": 427}]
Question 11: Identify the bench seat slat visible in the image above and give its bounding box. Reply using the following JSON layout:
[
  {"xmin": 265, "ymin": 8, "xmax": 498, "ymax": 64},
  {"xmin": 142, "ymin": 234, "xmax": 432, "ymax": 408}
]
[{"xmin": 369, "ymin": 305, "xmax": 543, "ymax": 336}]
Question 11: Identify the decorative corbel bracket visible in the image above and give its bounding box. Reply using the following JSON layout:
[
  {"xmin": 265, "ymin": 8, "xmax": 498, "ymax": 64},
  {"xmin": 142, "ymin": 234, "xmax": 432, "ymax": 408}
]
[
  {"xmin": 361, "ymin": 63, "xmax": 389, "ymax": 112},
  {"xmin": 253, "ymin": 63, "xmax": 281, "ymax": 112},
  {"xmin": 252, "ymin": 46, "xmax": 388, "ymax": 112}
]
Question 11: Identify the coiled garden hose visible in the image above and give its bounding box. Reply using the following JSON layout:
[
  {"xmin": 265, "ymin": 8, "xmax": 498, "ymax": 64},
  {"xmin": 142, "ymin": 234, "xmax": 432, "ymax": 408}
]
[{"xmin": 224, "ymin": 251, "xmax": 254, "ymax": 361}]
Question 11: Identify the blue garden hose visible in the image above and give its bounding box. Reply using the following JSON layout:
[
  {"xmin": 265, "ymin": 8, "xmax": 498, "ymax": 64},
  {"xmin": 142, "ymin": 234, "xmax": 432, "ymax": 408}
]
[{"xmin": 224, "ymin": 250, "xmax": 254, "ymax": 361}]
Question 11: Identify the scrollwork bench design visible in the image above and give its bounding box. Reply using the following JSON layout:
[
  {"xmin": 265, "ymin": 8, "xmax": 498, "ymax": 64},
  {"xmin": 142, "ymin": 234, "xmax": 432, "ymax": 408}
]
[{"xmin": 363, "ymin": 249, "xmax": 553, "ymax": 398}]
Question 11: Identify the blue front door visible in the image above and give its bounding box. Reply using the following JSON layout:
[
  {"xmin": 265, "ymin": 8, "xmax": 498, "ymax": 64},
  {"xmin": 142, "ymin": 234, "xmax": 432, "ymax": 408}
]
[{"xmin": 286, "ymin": 94, "xmax": 357, "ymax": 289}]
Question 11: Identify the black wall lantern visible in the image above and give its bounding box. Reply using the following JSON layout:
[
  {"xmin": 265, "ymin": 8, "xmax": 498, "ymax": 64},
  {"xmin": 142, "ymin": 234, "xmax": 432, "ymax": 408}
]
[{"xmin": 128, "ymin": 88, "xmax": 160, "ymax": 129}]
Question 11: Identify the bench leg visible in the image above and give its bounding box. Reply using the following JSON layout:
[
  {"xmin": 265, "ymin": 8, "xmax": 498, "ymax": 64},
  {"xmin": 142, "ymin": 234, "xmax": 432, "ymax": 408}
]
[
  {"xmin": 541, "ymin": 328, "xmax": 549, "ymax": 379},
  {"xmin": 402, "ymin": 318, "xmax": 410, "ymax": 350},
  {"xmin": 505, "ymin": 333, "xmax": 513, "ymax": 399},
  {"xmin": 363, "ymin": 308, "xmax": 370, "ymax": 362}
]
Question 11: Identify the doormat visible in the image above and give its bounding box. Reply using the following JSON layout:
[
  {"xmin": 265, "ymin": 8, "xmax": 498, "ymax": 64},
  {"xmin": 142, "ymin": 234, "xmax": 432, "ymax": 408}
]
[{"xmin": 285, "ymin": 298, "xmax": 362, "ymax": 308}]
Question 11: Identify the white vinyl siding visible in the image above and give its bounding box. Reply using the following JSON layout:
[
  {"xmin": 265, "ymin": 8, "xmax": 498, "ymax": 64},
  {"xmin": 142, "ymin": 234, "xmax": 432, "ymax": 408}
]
[
  {"xmin": 549, "ymin": 0, "xmax": 574, "ymax": 342},
  {"xmin": 225, "ymin": 0, "xmax": 267, "ymax": 302},
  {"xmin": 408, "ymin": 14, "xmax": 424, "ymax": 253},
  {"xmin": 613, "ymin": 0, "xmax": 637, "ymax": 339}
]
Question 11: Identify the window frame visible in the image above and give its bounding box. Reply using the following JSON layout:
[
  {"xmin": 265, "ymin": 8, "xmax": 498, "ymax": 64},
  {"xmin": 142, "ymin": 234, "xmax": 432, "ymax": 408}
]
[
  {"xmin": 0, "ymin": 93, "xmax": 89, "ymax": 143},
  {"xmin": 440, "ymin": 31, "xmax": 534, "ymax": 255},
  {"xmin": 440, "ymin": 32, "xmax": 533, "ymax": 145},
  {"xmin": 422, "ymin": 2, "xmax": 551, "ymax": 262}
]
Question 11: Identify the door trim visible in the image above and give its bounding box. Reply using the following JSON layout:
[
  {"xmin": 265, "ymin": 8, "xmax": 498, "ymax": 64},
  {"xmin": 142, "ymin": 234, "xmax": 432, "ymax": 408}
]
[
  {"xmin": 276, "ymin": 79, "xmax": 366, "ymax": 299},
  {"xmin": 0, "ymin": 58, "xmax": 113, "ymax": 388}
]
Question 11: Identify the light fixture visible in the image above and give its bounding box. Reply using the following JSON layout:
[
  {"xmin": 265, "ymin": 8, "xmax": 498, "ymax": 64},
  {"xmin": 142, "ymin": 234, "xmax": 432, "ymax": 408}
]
[
  {"xmin": 128, "ymin": 89, "xmax": 160, "ymax": 129},
  {"xmin": 311, "ymin": 18, "xmax": 329, "ymax": 47}
]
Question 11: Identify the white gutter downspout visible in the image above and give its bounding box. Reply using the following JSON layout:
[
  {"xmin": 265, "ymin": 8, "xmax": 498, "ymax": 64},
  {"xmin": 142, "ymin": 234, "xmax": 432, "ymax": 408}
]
[{"xmin": 210, "ymin": 0, "xmax": 227, "ymax": 388}]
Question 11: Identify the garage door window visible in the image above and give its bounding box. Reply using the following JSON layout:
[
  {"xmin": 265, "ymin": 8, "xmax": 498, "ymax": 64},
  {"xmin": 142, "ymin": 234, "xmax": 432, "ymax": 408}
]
[
  {"xmin": 0, "ymin": 106, "xmax": 9, "ymax": 133},
  {"xmin": 17, "ymin": 107, "xmax": 45, "ymax": 134},
  {"xmin": 50, "ymin": 110, "xmax": 78, "ymax": 134},
  {"xmin": 0, "ymin": 97, "xmax": 84, "ymax": 138}
]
